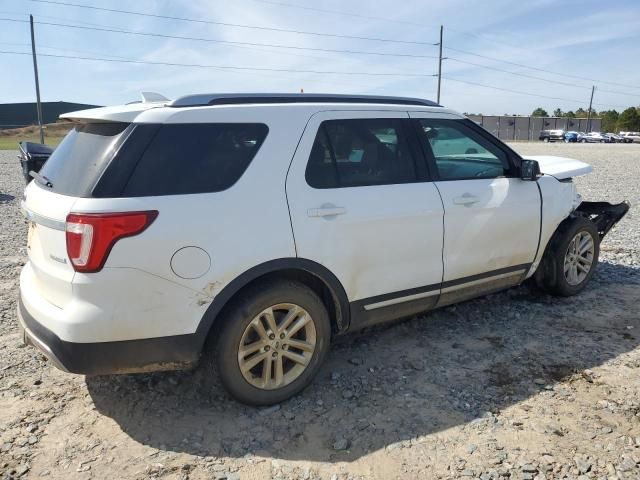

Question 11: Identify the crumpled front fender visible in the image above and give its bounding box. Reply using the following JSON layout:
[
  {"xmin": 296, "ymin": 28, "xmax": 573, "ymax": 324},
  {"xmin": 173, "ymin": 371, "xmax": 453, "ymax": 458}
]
[{"xmin": 575, "ymin": 201, "xmax": 630, "ymax": 239}]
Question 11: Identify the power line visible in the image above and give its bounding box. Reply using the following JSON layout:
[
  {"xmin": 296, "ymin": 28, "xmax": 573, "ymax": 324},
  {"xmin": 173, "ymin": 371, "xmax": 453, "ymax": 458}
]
[
  {"xmin": 27, "ymin": 0, "xmax": 436, "ymax": 46},
  {"xmin": 445, "ymin": 46, "xmax": 640, "ymax": 91},
  {"xmin": 247, "ymin": 0, "xmax": 525, "ymax": 49},
  {"xmin": 447, "ymin": 57, "xmax": 640, "ymax": 98},
  {"xmin": 442, "ymin": 76, "xmax": 629, "ymax": 109},
  {"xmin": 0, "ymin": 18, "xmax": 439, "ymax": 60},
  {"xmin": 0, "ymin": 50, "xmax": 438, "ymax": 78},
  {"xmin": 248, "ymin": 0, "xmax": 432, "ymax": 28}
]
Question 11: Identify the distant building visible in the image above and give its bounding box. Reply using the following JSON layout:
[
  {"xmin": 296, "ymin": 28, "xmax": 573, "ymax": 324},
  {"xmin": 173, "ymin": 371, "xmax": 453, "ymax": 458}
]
[
  {"xmin": 466, "ymin": 115, "xmax": 602, "ymax": 141},
  {"xmin": 0, "ymin": 101, "xmax": 100, "ymax": 129}
]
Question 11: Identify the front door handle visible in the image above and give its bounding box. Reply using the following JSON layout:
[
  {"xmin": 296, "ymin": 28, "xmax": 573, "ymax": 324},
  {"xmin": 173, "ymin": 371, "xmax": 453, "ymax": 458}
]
[
  {"xmin": 307, "ymin": 206, "xmax": 347, "ymax": 217},
  {"xmin": 453, "ymin": 194, "xmax": 480, "ymax": 205}
]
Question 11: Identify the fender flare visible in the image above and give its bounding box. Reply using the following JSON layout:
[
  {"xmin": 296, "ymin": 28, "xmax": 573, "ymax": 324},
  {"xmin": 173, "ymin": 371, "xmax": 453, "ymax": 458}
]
[{"xmin": 193, "ymin": 258, "xmax": 351, "ymax": 349}]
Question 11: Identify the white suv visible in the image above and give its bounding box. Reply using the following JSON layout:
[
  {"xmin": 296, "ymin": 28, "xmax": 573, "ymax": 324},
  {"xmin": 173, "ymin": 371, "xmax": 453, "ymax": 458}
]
[{"xmin": 18, "ymin": 93, "xmax": 629, "ymax": 405}]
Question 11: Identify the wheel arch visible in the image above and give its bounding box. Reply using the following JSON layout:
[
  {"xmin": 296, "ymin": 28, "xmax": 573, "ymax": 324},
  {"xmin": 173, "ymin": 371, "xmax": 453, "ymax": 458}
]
[{"xmin": 194, "ymin": 258, "xmax": 351, "ymax": 351}]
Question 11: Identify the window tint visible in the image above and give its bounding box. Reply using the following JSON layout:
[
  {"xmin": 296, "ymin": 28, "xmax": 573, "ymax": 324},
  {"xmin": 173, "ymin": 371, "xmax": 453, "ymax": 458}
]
[
  {"xmin": 38, "ymin": 122, "xmax": 131, "ymax": 196},
  {"xmin": 306, "ymin": 119, "xmax": 417, "ymax": 188},
  {"xmin": 122, "ymin": 123, "xmax": 268, "ymax": 196},
  {"xmin": 418, "ymin": 119, "xmax": 509, "ymax": 180}
]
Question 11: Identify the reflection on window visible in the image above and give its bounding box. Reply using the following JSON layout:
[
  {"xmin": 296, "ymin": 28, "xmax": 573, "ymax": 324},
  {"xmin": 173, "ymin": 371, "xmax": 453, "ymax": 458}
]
[{"xmin": 419, "ymin": 120, "xmax": 507, "ymax": 180}]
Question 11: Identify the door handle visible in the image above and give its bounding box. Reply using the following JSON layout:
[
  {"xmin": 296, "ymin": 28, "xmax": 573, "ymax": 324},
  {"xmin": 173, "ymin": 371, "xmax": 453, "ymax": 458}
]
[
  {"xmin": 453, "ymin": 194, "xmax": 480, "ymax": 205},
  {"xmin": 307, "ymin": 206, "xmax": 347, "ymax": 217}
]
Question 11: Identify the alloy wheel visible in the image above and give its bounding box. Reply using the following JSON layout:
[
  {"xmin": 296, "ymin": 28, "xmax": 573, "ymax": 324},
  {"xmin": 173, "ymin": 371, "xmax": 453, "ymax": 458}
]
[
  {"xmin": 564, "ymin": 231, "xmax": 595, "ymax": 286},
  {"xmin": 237, "ymin": 303, "xmax": 317, "ymax": 390}
]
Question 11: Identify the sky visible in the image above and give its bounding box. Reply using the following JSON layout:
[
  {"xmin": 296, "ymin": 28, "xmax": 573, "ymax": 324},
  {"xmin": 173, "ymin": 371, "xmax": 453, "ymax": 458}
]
[{"xmin": 1, "ymin": 0, "xmax": 639, "ymax": 115}]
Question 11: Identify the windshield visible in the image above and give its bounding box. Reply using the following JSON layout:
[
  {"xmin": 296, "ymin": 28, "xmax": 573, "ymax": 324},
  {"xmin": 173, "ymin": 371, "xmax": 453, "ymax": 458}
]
[{"xmin": 38, "ymin": 122, "xmax": 131, "ymax": 196}]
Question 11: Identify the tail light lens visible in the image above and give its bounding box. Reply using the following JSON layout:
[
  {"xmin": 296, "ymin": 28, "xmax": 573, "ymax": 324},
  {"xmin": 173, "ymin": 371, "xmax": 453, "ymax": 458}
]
[{"xmin": 65, "ymin": 211, "xmax": 158, "ymax": 273}]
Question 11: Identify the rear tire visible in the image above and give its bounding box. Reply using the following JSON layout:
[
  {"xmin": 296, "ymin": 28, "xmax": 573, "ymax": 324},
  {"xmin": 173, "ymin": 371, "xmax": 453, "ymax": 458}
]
[
  {"xmin": 535, "ymin": 217, "xmax": 600, "ymax": 297},
  {"xmin": 213, "ymin": 280, "xmax": 331, "ymax": 405}
]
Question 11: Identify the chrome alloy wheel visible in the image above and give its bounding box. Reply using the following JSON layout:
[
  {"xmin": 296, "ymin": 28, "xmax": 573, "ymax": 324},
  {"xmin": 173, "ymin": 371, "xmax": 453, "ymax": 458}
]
[
  {"xmin": 564, "ymin": 231, "xmax": 595, "ymax": 286},
  {"xmin": 238, "ymin": 303, "xmax": 317, "ymax": 390}
]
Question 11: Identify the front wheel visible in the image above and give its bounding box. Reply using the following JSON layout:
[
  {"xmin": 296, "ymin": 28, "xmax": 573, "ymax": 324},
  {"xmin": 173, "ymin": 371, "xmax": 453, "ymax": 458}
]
[
  {"xmin": 536, "ymin": 217, "xmax": 600, "ymax": 296},
  {"xmin": 213, "ymin": 280, "xmax": 331, "ymax": 405}
]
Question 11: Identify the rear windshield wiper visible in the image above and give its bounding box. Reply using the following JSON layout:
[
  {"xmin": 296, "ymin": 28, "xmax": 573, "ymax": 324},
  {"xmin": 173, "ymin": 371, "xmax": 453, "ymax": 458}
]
[{"xmin": 29, "ymin": 170, "xmax": 53, "ymax": 188}]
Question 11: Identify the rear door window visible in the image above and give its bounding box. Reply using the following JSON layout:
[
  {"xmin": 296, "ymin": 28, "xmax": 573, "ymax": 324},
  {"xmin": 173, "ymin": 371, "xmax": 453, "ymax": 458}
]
[
  {"xmin": 122, "ymin": 123, "xmax": 268, "ymax": 196},
  {"xmin": 38, "ymin": 122, "xmax": 131, "ymax": 197},
  {"xmin": 305, "ymin": 118, "xmax": 418, "ymax": 188}
]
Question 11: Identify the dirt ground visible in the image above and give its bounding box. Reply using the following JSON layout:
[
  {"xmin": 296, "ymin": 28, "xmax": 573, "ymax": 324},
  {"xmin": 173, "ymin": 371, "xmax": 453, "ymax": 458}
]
[{"xmin": 0, "ymin": 143, "xmax": 639, "ymax": 480}]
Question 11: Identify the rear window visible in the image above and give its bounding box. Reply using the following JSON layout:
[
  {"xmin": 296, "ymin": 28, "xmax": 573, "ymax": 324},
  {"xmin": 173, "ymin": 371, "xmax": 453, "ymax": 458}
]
[
  {"xmin": 121, "ymin": 123, "xmax": 268, "ymax": 196},
  {"xmin": 38, "ymin": 122, "xmax": 131, "ymax": 196}
]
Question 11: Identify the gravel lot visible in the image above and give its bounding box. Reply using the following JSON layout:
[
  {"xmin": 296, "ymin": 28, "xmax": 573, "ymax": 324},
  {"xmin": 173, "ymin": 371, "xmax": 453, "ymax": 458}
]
[{"xmin": 1, "ymin": 143, "xmax": 639, "ymax": 480}]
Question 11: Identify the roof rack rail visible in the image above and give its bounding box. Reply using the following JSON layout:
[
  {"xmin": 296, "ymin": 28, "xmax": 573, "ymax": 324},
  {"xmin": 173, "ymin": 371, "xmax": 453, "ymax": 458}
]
[{"xmin": 168, "ymin": 93, "xmax": 441, "ymax": 108}]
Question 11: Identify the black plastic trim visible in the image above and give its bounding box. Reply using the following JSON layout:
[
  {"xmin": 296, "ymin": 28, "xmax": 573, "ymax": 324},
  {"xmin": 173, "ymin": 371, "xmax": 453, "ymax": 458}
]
[
  {"xmin": 349, "ymin": 263, "xmax": 531, "ymax": 330},
  {"xmin": 575, "ymin": 201, "xmax": 630, "ymax": 239},
  {"xmin": 19, "ymin": 296, "xmax": 199, "ymax": 375}
]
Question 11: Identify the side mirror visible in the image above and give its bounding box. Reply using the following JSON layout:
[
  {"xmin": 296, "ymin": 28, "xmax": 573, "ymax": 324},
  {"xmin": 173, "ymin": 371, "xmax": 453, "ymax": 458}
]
[{"xmin": 520, "ymin": 159, "xmax": 542, "ymax": 181}]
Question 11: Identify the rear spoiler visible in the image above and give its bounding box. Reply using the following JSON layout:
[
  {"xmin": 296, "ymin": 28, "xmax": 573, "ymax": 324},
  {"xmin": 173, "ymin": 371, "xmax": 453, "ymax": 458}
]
[{"xmin": 60, "ymin": 92, "xmax": 170, "ymax": 123}]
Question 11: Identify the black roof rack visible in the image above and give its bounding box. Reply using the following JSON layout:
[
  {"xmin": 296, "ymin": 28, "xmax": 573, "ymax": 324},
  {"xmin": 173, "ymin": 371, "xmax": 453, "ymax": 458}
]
[{"xmin": 169, "ymin": 93, "xmax": 441, "ymax": 108}]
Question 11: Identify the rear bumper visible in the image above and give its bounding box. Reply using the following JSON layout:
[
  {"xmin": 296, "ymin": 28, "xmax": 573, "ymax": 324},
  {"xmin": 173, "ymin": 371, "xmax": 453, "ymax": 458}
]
[{"xmin": 17, "ymin": 296, "xmax": 200, "ymax": 375}]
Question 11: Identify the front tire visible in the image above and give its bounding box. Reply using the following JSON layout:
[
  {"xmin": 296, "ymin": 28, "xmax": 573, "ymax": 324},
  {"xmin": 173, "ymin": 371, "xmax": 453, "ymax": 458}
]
[
  {"xmin": 214, "ymin": 280, "xmax": 331, "ymax": 405},
  {"xmin": 536, "ymin": 217, "xmax": 600, "ymax": 296}
]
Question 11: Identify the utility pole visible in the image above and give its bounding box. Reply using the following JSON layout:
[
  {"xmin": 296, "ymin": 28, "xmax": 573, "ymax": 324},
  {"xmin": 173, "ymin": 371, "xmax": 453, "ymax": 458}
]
[
  {"xmin": 586, "ymin": 85, "xmax": 595, "ymax": 133},
  {"xmin": 436, "ymin": 25, "xmax": 443, "ymax": 104},
  {"xmin": 30, "ymin": 15, "xmax": 45, "ymax": 144}
]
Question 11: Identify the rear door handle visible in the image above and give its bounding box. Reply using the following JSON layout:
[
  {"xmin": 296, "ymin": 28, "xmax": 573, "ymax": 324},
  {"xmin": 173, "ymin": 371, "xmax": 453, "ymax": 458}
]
[
  {"xmin": 307, "ymin": 206, "xmax": 347, "ymax": 217},
  {"xmin": 453, "ymin": 194, "xmax": 480, "ymax": 205}
]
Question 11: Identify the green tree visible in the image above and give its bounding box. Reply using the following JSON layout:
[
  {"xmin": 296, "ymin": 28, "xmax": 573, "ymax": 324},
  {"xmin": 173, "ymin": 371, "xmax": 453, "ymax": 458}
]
[
  {"xmin": 553, "ymin": 108, "xmax": 563, "ymax": 117},
  {"xmin": 618, "ymin": 107, "xmax": 640, "ymax": 131},
  {"xmin": 565, "ymin": 111, "xmax": 576, "ymax": 118},
  {"xmin": 575, "ymin": 108, "xmax": 587, "ymax": 117},
  {"xmin": 531, "ymin": 107, "xmax": 548, "ymax": 117},
  {"xmin": 599, "ymin": 110, "xmax": 619, "ymax": 133}
]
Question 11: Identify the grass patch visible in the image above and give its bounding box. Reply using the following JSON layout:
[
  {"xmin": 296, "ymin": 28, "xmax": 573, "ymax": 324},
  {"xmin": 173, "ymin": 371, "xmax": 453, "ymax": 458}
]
[
  {"xmin": 0, "ymin": 123, "xmax": 71, "ymax": 150},
  {"xmin": 0, "ymin": 136, "xmax": 64, "ymax": 150}
]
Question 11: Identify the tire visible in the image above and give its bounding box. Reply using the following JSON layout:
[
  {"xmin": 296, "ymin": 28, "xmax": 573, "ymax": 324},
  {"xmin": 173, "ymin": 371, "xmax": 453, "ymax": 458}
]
[
  {"xmin": 213, "ymin": 279, "xmax": 331, "ymax": 405},
  {"xmin": 543, "ymin": 137, "xmax": 549, "ymax": 143},
  {"xmin": 600, "ymin": 139, "xmax": 605, "ymax": 143},
  {"xmin": 536, "ymin": 217, "xmax": 600, "ymax": 297},
  {"xmin": 580, "ymin": 139, "xmax": 586, "ymax": 143}
]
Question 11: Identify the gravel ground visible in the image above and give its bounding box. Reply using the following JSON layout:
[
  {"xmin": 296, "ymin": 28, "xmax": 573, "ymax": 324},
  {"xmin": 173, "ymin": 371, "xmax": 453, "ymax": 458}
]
[{"xmin": 1, "ymin": 143, "xmax": 639, "ymax": 480}]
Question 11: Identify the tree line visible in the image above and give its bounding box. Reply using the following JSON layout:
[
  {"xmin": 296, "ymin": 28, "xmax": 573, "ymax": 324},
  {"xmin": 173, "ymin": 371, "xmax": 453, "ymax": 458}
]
[{"xmin": 530, "ymin": 106, "xmax": 640, "ymax": 132}]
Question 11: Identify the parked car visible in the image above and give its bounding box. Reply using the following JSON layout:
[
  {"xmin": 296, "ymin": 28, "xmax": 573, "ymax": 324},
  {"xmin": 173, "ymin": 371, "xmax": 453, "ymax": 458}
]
[
  {"xmin": 18, "ymin": 93, "xmax": 629, "ymax": 405},
  {"xmin": 17, "ymin": 141, "xmax": 53, "ymax": 184},
  {"xmin": 563, "ymin": 131, "xmax": 582, "ymax": 143},
  {"xmin": 620, "ymin": 132, "xmax": 640, "ymax": 143},
  {"xmin": 580, "ymin": 132, "xmax": 611, "ymax": 143},
  {"xmin": 606, "ymin": 133, "xmax": 624, "ymax": 143},
  {"xmin": 539, "ymin": 129, "xmax": 565, "ymax": 142}
]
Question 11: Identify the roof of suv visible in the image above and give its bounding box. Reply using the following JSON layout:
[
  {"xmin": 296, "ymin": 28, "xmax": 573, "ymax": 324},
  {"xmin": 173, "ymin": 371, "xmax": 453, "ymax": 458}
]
[
  {"xmin": 169, "ymin": 93, "xmax": 441, "ymax": 107},
  {"xmin": 60, "ymin": 92, "xmax": 452, "ymax": 123}
]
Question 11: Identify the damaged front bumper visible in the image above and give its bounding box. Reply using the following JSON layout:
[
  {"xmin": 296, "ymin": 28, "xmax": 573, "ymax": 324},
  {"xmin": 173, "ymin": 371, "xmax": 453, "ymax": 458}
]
[{"xmin": 576, "ymin": 201, "xmax": 630, "ymax": 239}]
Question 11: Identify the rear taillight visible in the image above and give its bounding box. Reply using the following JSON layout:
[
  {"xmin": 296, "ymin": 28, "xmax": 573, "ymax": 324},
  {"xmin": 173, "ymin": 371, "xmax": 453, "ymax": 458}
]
[{"xmin": 65, "ymin": 211, "xmax": 158, "ymax": 273}]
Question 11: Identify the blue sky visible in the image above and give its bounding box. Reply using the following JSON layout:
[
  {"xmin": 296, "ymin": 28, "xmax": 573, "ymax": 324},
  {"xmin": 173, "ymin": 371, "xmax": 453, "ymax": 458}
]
[{"xmin": 1, "ymin": 0, "xmax": 639, "ymax": 115}]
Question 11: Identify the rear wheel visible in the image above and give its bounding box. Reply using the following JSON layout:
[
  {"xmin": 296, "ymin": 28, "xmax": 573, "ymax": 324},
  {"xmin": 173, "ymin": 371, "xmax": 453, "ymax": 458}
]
[
  {"xmin": 214, "ymin": 280, "xmax": 331, "ymax": 405},
  {"xmin": 543, "ymin": 137, "xmax": 550, "ymax": 143},
  {"xmin": 536, "ymin": 217, "xmax": 599, "ymax": 296}
]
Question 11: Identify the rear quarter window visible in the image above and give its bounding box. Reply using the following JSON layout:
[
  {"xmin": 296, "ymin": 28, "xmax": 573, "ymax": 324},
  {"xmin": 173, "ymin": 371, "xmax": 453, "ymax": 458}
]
[{"xmin": 121, "ymin": 123, "xmax": 268, "ymax": 196}]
